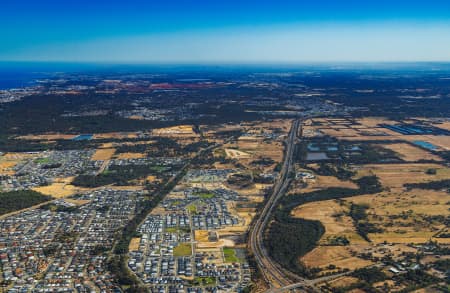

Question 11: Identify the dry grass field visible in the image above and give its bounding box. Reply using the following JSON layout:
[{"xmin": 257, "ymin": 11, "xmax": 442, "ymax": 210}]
[
  {"xmin": 194, "ymin": 230, "xmax": 210, "ymax": 242},
  {"xmin": 306, "ymin": 118, "xmax": 450, "ymax": 152},
  {"xmin": 64, "ymin": 198, "xmax": 91, "ymax": 206},
  {"xmin": 258, "ymin": 119, "xmax": 292, "ymax": 129},
  {"xmin": 346, "ymin": 189, "xmax": 450, "ymax": 244},
  {"xmin": 93, "ymin": 132, "xmax": 139, "ymax": 139},
  {"xmin": 129, "ymin": 237, "xmax": 141, "ymax": 251},
  {"xmin": 356, "ymin": 117, "xmax": 397, "ymax": 128},
  {"xmin": 292, "ymin": 200, "xmax": 365, "ymax": 244},
  {"xmin": 418, "ymin": 135, "xmax": 450, "ymax": 151},
  {"xmin": 433, "ymin": 121, "xmax": 450, "ymax": 131},
  {"xmin": 116, "ymin": 152, "xmax": 146, "ymax": 159},
  {"xmin": 153, "ymin": 125, "xmax": 198, "ymax": 137},
  {"xmin": 327, "ymin": 276, "xmax": 360, "ymax": 289},
  {"xmin": 201, "ymin": 123, "xmax": 243, "ymax": 138},
  {"xmin": 320, "ymin": 128, "xmax": 361, "ymax": 138},
  {"xmin": 110, "ymin": 185, "xmax": 145, "ymax": 191},
  {"xmin": 222, "ymin": 138, "xmax": 284, "ymax": 172},
  {"xmin": 194, "ymin": 230, "xmax": 231, "ymax": 249},
  {"xmin": 0, "ymin": 152, "xmax": 36, "ymax": 175},
  {"xmin": 91, "ymin": 148, "xmax": 116, "ymax": 160},
  {"xmin": 17, "ymin": 134, "xmax": 76, "ymax": 140},
  {"xmin": 301, "ymin": 246, "xmax": 372, "ymax": 273},
  {"xmin": 355, "ymin": 163, "xmax": 450, "ymax": 190},
  {"xmin": 294, "ymin": 116, "xmax": 449, "ymax": 284},
  {"xmin": 381, "ymin": 143, "xmax": 442, "ymax": 162},
  {"xmin": 32, "ymin": 181, "xmax": 81, "ymax": 198},
  {"xmin": 298, "ymin": 174, "xmax": 359, "ymax": 194},
  {"xmin": 0, "ymin": 160, "xmax": 18, "ymax": 175}
]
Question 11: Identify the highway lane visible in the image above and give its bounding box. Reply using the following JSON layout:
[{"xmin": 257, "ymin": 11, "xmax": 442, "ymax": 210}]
[
  {"xmin": 249, "ymin": 121, "xmax": 381, "ymax": 293},
  {"xmin": 248, "ymin": 119, "xmax": 307, "ymax": 290}
]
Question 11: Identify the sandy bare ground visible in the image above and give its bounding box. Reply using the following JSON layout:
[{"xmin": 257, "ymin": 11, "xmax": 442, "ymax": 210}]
[{"xmin": 224, "ymin": 148, "xmax": 251, "ymax": 159}]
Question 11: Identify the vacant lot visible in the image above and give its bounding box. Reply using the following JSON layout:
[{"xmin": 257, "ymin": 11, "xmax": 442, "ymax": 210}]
[
  {"xmin": 0, "ymin": 160, "xmax": 18, "ymax": 175},
  {"xmin": 224, "ymin": 148, "xmax": 251, "ymax": 159},
  {"xmin": 129, "ymin": 237, "xmax": 141, "ymax": 251},
  {"xmin": 174, "ymin": 243, "xmax": 192, "ymax": 256},
  {"xmin": 32, "ymin": 180, "xmax": 82, "ymax": 198},
  {"xmin": 116, "ymin": 152, "xmax": 146, "ymax": 159},
  {"xmin": 195, "ymin": 230, "xmax": 210, "ymax": 242},
  {"xmin": 91, "ymin": 148, "xmax": 116, "ymax": 161}
]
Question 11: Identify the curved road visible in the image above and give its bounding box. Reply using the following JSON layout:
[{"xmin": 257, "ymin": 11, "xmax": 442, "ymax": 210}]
[
  {"xmin": 249, "ymin": 119, "xmax": 314, "ymax": 291},
  {"xmin": 249, "ymin": 121, "xmax": 377, "ymax": 292}
]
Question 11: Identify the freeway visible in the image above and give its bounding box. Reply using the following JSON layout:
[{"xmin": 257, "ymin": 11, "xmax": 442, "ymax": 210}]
[
  {"xmin": 249, "ymin": 119, "xmax": 314, "ymax": 291},
  {"xmin": 248, "ymin": 121, "xmax": 383, "ymax": 293}
]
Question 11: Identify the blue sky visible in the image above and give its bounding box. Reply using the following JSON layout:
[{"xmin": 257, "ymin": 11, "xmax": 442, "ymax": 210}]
[{"xmin": 2, "ymin": 0, "xmax": 450, "ymax": 62}]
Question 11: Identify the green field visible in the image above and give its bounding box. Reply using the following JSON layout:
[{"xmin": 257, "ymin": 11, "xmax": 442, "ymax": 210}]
[
  {"xmin": 187, "ymin": 204, "xmax": 197, "ymax": 214},
  {"xmin": 34, "ymin": 157, "xmax": 51, "ymax": 164},
  {"xmin": 192, "ymin": 277, "xmax": 216, "ymax": 286},
  {"xmin": 165, "ymin": 227, "xmax": 178, "ymax": 233},
  {"xmin": 223, "ymin": 247, "xmax": 240, "ymax": 263},
  {"xmin": 196, "ymin": 192, "xmax": 215, "ymax": 199},
  {"xmin": 150, "ymin": 165, "xmax": 166, "ymax": 172}
]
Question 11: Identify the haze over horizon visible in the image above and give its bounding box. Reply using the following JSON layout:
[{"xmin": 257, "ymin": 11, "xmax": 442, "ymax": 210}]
[{"xmin": 2, "ymin": 0, "xmax": 450, "ymax": 63}]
